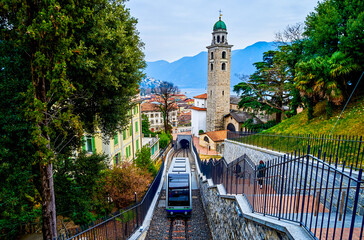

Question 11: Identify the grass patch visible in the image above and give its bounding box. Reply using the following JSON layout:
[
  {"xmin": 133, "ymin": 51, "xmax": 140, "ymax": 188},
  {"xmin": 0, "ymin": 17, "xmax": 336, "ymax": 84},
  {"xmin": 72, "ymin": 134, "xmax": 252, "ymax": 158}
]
[{"xmin": 265, "ymin": 96, "xmax": 364, "ymax": 136}]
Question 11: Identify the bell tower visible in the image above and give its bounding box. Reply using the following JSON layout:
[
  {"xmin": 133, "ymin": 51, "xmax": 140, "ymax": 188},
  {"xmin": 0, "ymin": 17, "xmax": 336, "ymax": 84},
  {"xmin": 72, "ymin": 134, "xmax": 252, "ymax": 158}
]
[{"xmin": 206, "ymin": 14, "xmax": 233, "ymax": 132}]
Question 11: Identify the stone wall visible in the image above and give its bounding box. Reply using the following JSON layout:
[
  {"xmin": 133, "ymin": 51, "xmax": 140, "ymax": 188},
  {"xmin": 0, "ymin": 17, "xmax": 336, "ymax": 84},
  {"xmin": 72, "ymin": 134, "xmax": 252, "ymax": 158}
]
[{"xmin": 224, "ymin": 139, "xmax": 283, "ymax": 164}]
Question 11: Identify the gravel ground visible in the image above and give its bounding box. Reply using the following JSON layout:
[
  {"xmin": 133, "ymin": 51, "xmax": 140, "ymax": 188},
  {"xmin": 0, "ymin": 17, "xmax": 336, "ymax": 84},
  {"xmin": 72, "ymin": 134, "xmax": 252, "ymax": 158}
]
[{"xmin": 145, "ymin": 190, "xmax": 212, "ymax": 240}]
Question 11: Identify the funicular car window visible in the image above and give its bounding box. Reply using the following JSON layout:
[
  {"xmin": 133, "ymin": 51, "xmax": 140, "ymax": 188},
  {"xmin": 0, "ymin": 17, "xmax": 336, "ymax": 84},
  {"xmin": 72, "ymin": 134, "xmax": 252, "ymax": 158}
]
[{"xmin": 168, "ymin": 174, "xmax": 189, "ymax": 206}]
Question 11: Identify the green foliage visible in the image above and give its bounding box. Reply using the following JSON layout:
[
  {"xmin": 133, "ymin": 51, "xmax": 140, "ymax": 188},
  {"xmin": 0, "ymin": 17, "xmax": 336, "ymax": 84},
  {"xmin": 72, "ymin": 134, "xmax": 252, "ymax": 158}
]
[
  {"xmin": 159, "ymin": 132, "xmax": 172, "ymax": 149},
  {"xmin": 234, "ymin": 0, "xmax": 364, "ymax": 123},
  {"xmin": 265, "ymin": 96, "xmax": 364, "ymax": 136},
  {"xmin": 234, "ymin": 50, "xmax": 293, "ymax": 123},
  {"xmin": 243, "ymin": 119, "xmax": 277, "ymax": 132},
  {"xmin": 54, "ymin": 152, "xmax": 108, "ymax": 225},
  {"xmin": 134, "ymin": 146, "xmax": 157, "ymax": 176},
  {"xmin": 142, "ymin": 114, "xmax": 156, "ymax": 137},
  {"xmin": 296, "ymin": 0, "xmax": 364, "ymax": 118},
  {"xmin": 1, "ymin": 0, "xmax": 145, "ymax": 236},
  {"xmin": 0, "ymin": 41, "xmax": 41, "ymax": 239}
]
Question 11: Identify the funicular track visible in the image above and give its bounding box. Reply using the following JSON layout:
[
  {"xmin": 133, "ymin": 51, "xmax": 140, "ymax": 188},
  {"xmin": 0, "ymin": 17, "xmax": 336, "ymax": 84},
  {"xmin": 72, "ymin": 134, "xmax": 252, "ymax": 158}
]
[
  {"xmin": 145, "ymin": 147, "xmax": 212, "ymax": 240},
  {"xmin": 167, "ymin": 148, "xmax": 191, "ymax": 240}
]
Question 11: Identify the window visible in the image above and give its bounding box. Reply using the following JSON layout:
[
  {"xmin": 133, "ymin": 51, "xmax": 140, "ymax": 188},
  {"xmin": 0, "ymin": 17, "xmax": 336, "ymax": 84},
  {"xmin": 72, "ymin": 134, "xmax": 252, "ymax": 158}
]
[
  {"xmin": 222, "ymin": 90, "xmax": 224, "ymax": 96},
  {"xmin": 217, "ymin": 35, "xmax": 220, "ymax": 43},
  {"xmin": 211, "ymin": 90, "xmax": 212, "ymax": 95},
  {"xmin": 151, "ymin": 120, "xmax": 154, "ymax": 124},
  {"xmin": 123, "ymin": 130, "xmax": 126, "ymax": 140},
  {"xmin": 114, "ymin": 153, "xmax": 120, "ymax": 165},
  {"xmin": 222, "ymin": 36, "xmax": 225, "ymax": 43},
  {"xmin": 222, "ymin": 63, "xmax": 226, "ymax": 70},
  {"xmin": 211, "ymin": 52, "xmax": 214, "ymax": 59},
  {"xmin": 204, "ymin": 136, "xmax": 210, "ymax": 143},
  {"xmin": 136, "ymin": 139, "xmax": 139, "ymax": 151},
  {"xmin": 114, "ymin": 134, "xmax": 118, "ymax": 145},
  {"xmin": 222, "ymin": 51, "xmax": 226, "ymax": 59},
  {"xmin": 135, "ymin": 121, "xmax": 138, "ymax": 132},
  {"xmin": 210, "ymin": 63, "xmax": 213, "ymax": 71},
  {"xmin": 151, "ymin": 114, "xmax": 154, "ymax": 118},
  {"xmin": 86, "ymin": 137, "xmax": 93, "ymax": 152},
  {"xmin": 129, "ymin": 126, "xmax": 132, "ymax": 136}
]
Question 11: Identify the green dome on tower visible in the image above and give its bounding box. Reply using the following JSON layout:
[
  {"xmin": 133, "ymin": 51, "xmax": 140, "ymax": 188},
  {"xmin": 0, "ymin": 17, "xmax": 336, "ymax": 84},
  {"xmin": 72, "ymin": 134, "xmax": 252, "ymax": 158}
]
[{"xmin": 213, "ymin": 19, "xmax": 227, "ymax": 31}]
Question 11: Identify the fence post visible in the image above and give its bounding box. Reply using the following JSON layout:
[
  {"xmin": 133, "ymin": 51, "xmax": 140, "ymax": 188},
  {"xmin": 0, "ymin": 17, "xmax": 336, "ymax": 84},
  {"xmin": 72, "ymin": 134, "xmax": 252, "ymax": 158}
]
[
  {"xmin": 278, "ymin": 155, "xmax": 286, "ymax": 220},
  {"xmin": 348, "ymin": 169, "xmax": 362, "ymax": 240},
  {"xmin": 300, "ymin": 145, "xmax": 311, "ymax": 225},
  {"xmin": 135, "ymin": 192, "xmax": 139, "ymax": 227},
  {"xmin": 253, "ymin": 164, "xmax": 256, "ymax": 212}
]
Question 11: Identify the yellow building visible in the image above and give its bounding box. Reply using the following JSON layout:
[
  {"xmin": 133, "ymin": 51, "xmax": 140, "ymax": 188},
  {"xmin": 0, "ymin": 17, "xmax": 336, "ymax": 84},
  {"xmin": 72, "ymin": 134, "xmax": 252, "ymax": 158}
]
[{"xmin": 82, "ymin": 103, "xmax": 142, "ymax": 166}]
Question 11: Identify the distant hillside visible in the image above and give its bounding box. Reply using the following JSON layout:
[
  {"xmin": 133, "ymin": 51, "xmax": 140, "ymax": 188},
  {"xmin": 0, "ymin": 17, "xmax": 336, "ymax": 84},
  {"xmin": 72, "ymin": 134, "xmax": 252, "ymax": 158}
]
[
  {"xmin": 265, "ymin": 96, "xmax": 364, "ymax": 136},
  {"xmin": 145, "ymin": 41, "xmax": 276, "ymax": 89}
]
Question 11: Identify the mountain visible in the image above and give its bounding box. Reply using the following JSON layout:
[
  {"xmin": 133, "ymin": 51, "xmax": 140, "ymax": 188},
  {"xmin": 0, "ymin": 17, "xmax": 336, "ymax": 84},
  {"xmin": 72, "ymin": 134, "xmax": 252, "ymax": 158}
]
[
  {"xmin": 144, "ymin": 41, "xmax": 277, "ymax": 90},
  {"xmin": 140, "ymin": 76, "xmax": 162, "ymax": 89}
]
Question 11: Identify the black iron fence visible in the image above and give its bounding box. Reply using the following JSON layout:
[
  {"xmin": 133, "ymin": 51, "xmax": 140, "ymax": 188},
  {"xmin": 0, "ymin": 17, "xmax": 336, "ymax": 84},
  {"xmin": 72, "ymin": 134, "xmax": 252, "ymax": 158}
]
[
  {"xmin": 227, "ymin": 131, "xmax": 364, "ymax": 170},
  {"xmin": 55, "ymin": 144, "xmax": 170, "ymax": 240},
  {"xmin": 193, "ymin": 144, "xmax": 364, "ymax": 240}
]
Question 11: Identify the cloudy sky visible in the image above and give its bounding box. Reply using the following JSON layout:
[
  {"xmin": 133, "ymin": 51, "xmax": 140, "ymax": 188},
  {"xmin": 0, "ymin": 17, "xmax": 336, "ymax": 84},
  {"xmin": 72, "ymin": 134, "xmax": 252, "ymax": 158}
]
[{"xmin": 126, "ymin": 0, "xmax": 319, "ymax": 62}]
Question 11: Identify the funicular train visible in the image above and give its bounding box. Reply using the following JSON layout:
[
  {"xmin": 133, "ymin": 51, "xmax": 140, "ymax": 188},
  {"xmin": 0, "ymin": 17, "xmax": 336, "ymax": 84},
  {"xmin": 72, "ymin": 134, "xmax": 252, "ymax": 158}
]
[{"xmin": 166, "ymin": 157, "xmax": 192, "ymax": 217}]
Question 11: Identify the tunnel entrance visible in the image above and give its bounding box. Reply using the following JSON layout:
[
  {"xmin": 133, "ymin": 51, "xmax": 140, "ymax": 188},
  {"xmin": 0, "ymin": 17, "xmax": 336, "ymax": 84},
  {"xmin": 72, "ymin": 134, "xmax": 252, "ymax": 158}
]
[
  {"xmin": 179, "ymin": 139, "xmax": 190, "ymax": 149},
  {"xmin": 176, "ymin": 135, "xmax": 192, "ymax": 150}
]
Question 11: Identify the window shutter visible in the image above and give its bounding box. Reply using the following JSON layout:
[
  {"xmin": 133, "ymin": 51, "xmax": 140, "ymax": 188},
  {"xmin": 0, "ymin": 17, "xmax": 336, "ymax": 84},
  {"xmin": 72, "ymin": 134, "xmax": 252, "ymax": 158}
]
[
  {"xmin": 82, "ymin": 136, "xmax": 86, "ymax": 151},
  {"xmin": 92, "ymin": 137, "xmax": 96, "ymax": 153}
]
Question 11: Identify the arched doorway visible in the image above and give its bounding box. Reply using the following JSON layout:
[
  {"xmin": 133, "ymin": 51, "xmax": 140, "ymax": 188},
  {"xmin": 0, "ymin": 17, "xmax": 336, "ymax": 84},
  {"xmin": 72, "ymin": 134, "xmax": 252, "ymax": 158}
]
[{"xmin": 227, "ymin": 123, "xmax": 236, "ymax": 132}]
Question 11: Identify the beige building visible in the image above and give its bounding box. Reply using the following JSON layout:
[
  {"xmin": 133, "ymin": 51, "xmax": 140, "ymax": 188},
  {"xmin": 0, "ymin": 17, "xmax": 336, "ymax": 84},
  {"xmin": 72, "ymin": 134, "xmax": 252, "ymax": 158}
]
[
  {"xmin": 141, "ymin": 102, "xmax": 178, "ymax": 132},
  {"xmin": 206, "ymin": 16, "xmax": 232, "ymax": 132},
  {"xmin": 199, "ymin": 130, "xmax": 227, "ymax": 153}
]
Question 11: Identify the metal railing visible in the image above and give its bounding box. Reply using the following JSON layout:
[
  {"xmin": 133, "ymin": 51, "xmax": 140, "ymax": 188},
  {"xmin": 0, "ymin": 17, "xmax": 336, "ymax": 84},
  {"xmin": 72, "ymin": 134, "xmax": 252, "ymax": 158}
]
[
  {"xmin": 227, "ymin": 131, "xmax": 364, "ymax": 170},
  {"xmin": 56, "ymin": 144, "xmax": 170, "ymax": 240},
  {"xmin": 193, "ymin": 144, "xmax": 364, "ymax": 240}
]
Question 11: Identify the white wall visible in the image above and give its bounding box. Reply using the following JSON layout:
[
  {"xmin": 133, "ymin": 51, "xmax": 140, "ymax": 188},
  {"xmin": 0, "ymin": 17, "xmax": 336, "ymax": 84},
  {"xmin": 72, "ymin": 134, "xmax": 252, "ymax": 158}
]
[{"xmin": 191, "ymin": 109, "xmax": 206, "ymax": 136}]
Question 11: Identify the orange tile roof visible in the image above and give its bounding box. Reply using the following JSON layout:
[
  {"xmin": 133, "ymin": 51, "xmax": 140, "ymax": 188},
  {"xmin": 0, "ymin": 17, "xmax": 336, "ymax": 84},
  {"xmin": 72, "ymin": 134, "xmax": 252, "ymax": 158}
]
[
  {"xmin": 205, "ymin": 130, "xmax": 228, "ymax": 142},
  {"xmin": 141, "ymin": 102, "xmax": 159, "ymax": 112},
  {"xmin": 193, "ymin": 93, "xmax": 207, "ymax": 99},
  {"xmin": 191, "ymin": 106, "xmax": 207, "ymax": 111}
]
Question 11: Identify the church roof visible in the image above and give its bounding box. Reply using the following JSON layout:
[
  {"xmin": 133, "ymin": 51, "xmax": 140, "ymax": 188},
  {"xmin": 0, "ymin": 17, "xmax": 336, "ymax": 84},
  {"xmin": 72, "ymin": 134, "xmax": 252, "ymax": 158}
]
[
  {"xmin": 193, "ymin": 93, "xmax": 207, "ymax": 99},
  {"xmin": 224, "ymin": 111, "xmax": 263, "ymax": 124},
  {"xmin": 213, "ymin": 20, "xmax": 227, "ymax": 31}
]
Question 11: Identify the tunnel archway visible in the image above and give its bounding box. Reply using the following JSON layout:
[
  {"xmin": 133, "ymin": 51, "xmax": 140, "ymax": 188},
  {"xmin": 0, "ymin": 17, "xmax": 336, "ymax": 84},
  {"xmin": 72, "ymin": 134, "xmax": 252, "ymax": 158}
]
[
  {"xmin": 179, "ymin": 139, "xmax": 190, "ymax": 149},
  {"xmin": 227, "ymin": 123, "xmax": 236, "ymax": 132}
]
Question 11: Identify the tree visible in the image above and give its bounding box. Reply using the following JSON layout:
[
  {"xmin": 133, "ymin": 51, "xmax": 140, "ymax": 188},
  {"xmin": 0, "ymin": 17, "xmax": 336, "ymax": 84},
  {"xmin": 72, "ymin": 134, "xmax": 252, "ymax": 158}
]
[
  {"xmin": 54, "ymin": 152, "xmax": 108, "ymax": 225},
  {"xmin": 103, "ymin": 162, "xmax": 152, "ymax": 208},
  {"xmin": 153, "ymin": 81, "xmax": 179, "ymax": 133},
  {"xmin": 294, "ymin": 0, "xmax": 363, "ymax": 119},
  {"xmin": 234, "ymin": 51, "xmax": 292, "ymax": 123},
  {"xmin": 0, "ymin": 0, "xmax": 145, "ymax": 238},
  {"xmin": 134, "ymin": 146, "xmax": 157, "ymax": 176},
  {"xmin": 159, "ymin": 131, "xmax": 172, "ymax": 149},
  {"xmin": 142, "ymin": 114, "xmax": 156, "ymax": 137},
  {"xmin": 0, "ymin": 41, "xmax": 41, "ymax": 239}
]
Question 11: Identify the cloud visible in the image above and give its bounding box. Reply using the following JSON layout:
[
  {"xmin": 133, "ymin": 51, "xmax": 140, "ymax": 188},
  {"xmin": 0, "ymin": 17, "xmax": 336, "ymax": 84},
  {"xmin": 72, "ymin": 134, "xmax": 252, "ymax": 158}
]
[{"xmin": 126, "ymin": 0, "xmax": 318, "ymax": 62}]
